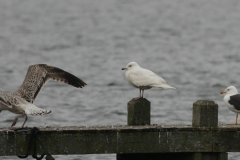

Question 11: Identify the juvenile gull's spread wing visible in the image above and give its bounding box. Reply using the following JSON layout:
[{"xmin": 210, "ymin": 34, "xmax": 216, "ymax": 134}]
[
  {"xmin": 0, "ymin": 94, "xmax": 11, "ymax": 109},
  {"xmin": 13, "ymin": 64, "xmax": 87, "ymax": 103}
]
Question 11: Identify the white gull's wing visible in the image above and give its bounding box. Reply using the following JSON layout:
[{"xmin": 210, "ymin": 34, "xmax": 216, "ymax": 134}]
[{"xmin": 128, "ymin": 68, "xmax": 166, "ymax": 87}]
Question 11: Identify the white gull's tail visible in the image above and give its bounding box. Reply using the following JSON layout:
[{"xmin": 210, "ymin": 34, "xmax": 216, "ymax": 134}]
[
  {"xmin": 151, "ymin": 84, "xmax": 176, "ymax": 89},
  {"xmin": 24, "ymin": 103, "xmax": 51, "ymax": 115}
]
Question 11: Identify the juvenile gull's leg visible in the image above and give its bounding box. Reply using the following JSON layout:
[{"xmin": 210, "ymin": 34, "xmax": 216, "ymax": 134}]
[
  {"xmin": 21, "ymin": 115, "xmax": 28, "ymax": 128},
  {"xmin": 11, "ymin": 113, "xmax": 26, "ymax": 127}
]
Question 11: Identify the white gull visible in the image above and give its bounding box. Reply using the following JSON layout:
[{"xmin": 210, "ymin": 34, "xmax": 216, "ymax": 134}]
[{"xmin": 122, "ymin": 62, "xmax": 176, "ymax": 100}]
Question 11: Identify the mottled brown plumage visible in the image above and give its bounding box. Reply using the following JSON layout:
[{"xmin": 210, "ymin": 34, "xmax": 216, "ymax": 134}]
[
  {"xmin": 13, "ymin": 64, "xmax": 87, "ymax": 103},
  {"xmin": 0, "ymin": 64, "xmax": 87, "ymax": 127}
]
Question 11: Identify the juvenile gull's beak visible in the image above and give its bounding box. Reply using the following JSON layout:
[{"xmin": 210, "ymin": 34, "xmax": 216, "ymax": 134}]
[
  {"xmin": 220, "ymin": 91, "xmax": 226, "ymax": 94},
  {"xmin": 122, "ymin": 68, "xmax": 127, "ymax": 70}
]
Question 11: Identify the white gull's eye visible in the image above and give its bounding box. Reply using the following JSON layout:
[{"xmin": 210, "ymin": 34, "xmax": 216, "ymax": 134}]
[{"xmin": 129, "ymin": 65, "xmax": 132, "ymax": 67}]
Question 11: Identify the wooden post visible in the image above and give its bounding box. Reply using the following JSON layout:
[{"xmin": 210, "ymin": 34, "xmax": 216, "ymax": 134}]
[
  {"xmin": 192, "ymin": 100, "xmax": 218, "ymax": 127},
  {"xmin": 127, "ymin": 98, "xmax": 150, "ymax": 125},
  {"xmin": 117, "ymin": 98, "xmax": 150, "ymax": 160},
  {"xmin": 192, "ymin": 100, "xmax": 227, "ymax": 160}
]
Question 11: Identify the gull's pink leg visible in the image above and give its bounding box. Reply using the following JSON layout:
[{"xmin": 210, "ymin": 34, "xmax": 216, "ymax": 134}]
[
  {"xmin": 231, "ymin": 113, "xmax": 238, "ymax": 125},
  {"xmin": 11, "ymin": 113, "xmax": 26, "ymax": 127},
  {"xmin": 141, "ymin": 90, "xmax": 144, "ymax": 98},
  {"xmin": 21, "ymin": 115, "xmax": 28, "ymax": 128},
  {"xmin": 235, "ymin": 113, "xmax": 238, "ymax": 125},
  {"xmin": 134, "ymin": 88, "xmax": 142, "ymax": 100}
]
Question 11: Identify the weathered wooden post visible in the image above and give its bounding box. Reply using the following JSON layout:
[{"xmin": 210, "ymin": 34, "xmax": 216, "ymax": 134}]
[
  {"xmin": 117, "ymin": 98, "xmax": 150, "ymax": 160},
  {"xmin": 191, "ymin": 100, "xmax": 228, "ymax": 160},
  {"xmin": 127, "ymin": 98, "xmax": 150, "ymax": 125},
  {"xmin": 192, "ymin": 100, "xmax": 218, "ymax": 127}
]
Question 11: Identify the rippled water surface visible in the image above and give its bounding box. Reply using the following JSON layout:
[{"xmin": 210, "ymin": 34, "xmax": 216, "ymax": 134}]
[{"xmin": 1, "ymin": 0, "xmax": 240, "ymax": 159}]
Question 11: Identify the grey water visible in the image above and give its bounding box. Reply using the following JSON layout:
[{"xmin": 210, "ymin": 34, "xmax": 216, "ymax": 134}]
[{"xmin": 0, "ymin": 0, "xmax": 240, "ymax": 159}]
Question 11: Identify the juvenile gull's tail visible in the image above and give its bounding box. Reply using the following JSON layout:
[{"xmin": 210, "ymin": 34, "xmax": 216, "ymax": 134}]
[{"xmin": 25, "ymin": 103, "xmax": 51, "ymax": 115}]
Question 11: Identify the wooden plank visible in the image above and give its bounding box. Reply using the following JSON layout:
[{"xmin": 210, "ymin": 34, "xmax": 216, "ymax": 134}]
[
  {"xmin": 0, "ymin": 124, "xmax": 237, "ymax": 156},
  {"xmin": 0, "ymin": 125, "xmax": 234, "ymax": 156},
  {"xmin": 212, "ymin": 130, "xmax": 240, "ymax": 152},
  {"xmin": 117, "ymin": 130, "xmax": 212, "ymax": 153}
]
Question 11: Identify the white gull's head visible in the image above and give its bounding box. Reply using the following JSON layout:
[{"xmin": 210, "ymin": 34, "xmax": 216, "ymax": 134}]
[
  {"xmin": 122, "ymin": 62, "xmax": 140, "ymax": 71},
  {"xmin": 221, "ymin": 86, "xmax": 238, "ymax": 95}
]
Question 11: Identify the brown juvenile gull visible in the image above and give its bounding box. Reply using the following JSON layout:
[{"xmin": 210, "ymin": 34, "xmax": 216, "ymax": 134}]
[
  {"xmin": 0, "ymin": 64, "xmax": 87, "ymax": 128},
  {"xmin": 122, "ymin": 62, "xmax": 176, "ymax": 100}
]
